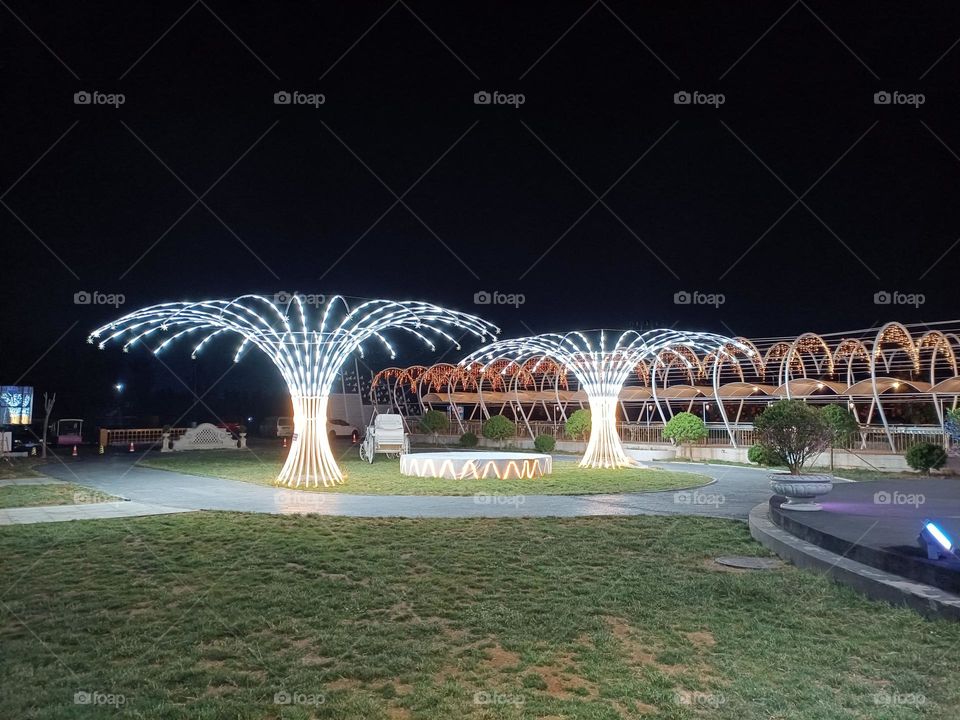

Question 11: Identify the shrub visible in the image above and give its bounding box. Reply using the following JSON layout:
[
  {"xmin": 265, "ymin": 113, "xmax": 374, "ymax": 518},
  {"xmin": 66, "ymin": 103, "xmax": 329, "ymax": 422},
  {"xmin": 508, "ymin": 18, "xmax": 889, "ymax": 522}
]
[
  {"xmin": 662, "ymin": 412, "xmax": 707, "ymax": 454},
  {"xmin": 534, "ymin": 434, "xmax": 556, "ymax": 453},
  {"xmin": 754, "ymin": 399, "xmax": 831, "ymax": 475},
  {"xmin": 748, "ymin": 443, "xmax": 782, "ymax": 467},
  {"xmin": 565, "ymin": 409, "xmax": 591, "ymax": 441},
  {"xmin": 482, "ymin": 415, "xmax": 516, "ymax": 445},
  {"xmin": 946, "ymin": 408, "xmax": 960, "ymax": 442},
  {"xmin": 459, "ymin": 431, "xmax": 478, "ymax": 447},
  {"xmin": 419, "ymin": 410, "xmax": 449, "ymax": 439},
  {"xmin": 905, "ymin": 442, "xmax": 947, "ymax": 474}
]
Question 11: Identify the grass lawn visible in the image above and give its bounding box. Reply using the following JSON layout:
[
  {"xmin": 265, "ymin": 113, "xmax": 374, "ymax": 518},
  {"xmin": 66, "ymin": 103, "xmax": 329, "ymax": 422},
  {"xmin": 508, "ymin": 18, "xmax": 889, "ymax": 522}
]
[
  {"xmin": 1, "ymin": 513, "xmax": 955, "ymax": 719},
  {"xmin": 0, "ymin": 456, "xmax": 44, "ymax": 480},
  {"xmin": 138, "ymin": 445, "xmax": 710, "ymax": 496},
  {"xmin": 0, "ymin": 483, "xmax": 116, "ymax": 509}
]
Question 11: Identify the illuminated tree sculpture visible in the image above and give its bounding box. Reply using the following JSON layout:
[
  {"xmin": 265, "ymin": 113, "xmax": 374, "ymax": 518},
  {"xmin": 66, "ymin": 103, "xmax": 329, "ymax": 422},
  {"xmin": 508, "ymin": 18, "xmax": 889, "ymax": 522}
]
[
  {"xmin": 462, "ymin": 330, "xmax": 751, "ymax": 468},
  {"xmin": 90, "ymin": 295, "xmax": 498, "ymax": 487}
]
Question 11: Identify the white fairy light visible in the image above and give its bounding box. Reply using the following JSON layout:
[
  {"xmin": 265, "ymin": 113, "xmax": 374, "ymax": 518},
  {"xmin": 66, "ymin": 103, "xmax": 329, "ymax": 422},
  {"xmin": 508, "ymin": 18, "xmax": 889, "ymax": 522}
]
[
  {"xmin": 90, "ymin": 294, "xmax": 498, "ymax": 487},
  {"xmin": 462, "ymin": 329, "xmax": 749, "ymax": 469}
]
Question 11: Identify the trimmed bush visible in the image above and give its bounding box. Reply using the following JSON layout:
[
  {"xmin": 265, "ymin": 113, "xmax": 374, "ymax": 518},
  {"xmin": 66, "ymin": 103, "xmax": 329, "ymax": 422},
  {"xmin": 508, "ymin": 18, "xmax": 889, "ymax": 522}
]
[
  {"xmin": 565, "ymin": 409, "xmax": 591, "ymax": 441},
  {"xmin": 748, "ymin": 443, "xmax": 782, "ymax": 467},
  {"xmin": 662, "ymin": 412, "xmax": 708, "ymax": 447},
  {"xmin": 905, "ymin": 442, "xmax": 947, "ymax": 475},
  {"xmin": 534, "ymin": 434, "xmax": 556, "ymax": 453},
  {"xmin": 482, "ymin": 415, "xmax": 516, "ymax": 445},
  {"xmin": 754, "ymin": 399, "xmax": 831, "ymax": 475},
  {"xmin": 459, "ymin": 431, "xmax": 478, "ymax": 448},
  {"xmin": 419, "ymin": 410, "xmax": 449, "ymax": 438}
]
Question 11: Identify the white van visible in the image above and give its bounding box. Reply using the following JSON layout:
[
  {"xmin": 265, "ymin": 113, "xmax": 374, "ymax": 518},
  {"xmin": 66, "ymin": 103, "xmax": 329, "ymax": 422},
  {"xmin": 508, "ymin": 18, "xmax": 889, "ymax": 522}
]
[{"xmin": 259, "ymin": 416, "xmax": 293, "ymax": 437}]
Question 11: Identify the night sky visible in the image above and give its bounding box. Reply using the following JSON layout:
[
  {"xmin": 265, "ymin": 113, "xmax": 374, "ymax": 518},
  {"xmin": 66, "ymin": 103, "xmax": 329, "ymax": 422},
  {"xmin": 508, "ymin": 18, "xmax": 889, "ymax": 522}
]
[{"xmin": 3, "ymin": 1, "xmax": 960, "ymax": 419}]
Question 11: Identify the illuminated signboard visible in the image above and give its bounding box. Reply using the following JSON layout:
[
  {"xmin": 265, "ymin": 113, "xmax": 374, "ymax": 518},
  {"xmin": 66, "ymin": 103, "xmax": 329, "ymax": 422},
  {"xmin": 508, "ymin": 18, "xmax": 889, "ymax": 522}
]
[{"xmin": 0, "ymin": 386, "xmax": 34, "ymax": 425}]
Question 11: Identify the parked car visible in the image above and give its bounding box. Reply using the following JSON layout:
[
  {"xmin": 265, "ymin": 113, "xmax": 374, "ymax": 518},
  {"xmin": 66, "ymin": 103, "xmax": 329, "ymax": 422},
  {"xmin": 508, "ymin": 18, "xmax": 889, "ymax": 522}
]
[
  {"xmin": 259, "ymin": 416, "xmax": 293, "ymax": 437},
  {"xmin": 215, "ymin": 420, "xmax": 244, "ymax": 438},
  {"xmin": 327, "ymin": 418, "xmax": 359, "ymax": 443}
]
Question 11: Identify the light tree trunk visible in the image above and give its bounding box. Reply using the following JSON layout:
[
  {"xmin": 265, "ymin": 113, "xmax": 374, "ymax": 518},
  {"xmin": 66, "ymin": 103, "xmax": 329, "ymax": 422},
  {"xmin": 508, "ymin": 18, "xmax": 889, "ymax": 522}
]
[
  {"xmin": 277, "ymin": 395, "xmax": 343, "ymax": 487},
  {"xmin": 580, "ymin": 395, "xmax": 632, "ymax": 469}
]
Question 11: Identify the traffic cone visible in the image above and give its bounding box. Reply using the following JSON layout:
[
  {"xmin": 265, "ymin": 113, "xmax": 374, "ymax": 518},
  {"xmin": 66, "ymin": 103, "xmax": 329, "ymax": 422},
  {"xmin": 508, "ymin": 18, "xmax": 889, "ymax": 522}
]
[
  {"xmin": 72, "ymin": 445, "xmax": 78, "ymax": 457},
  {"xmin": 281, "ymin": 436, "xmax": 287, "ymax": 448},
  {"xmin": 128, "ymin": 441, "xmax": 135, "ymax": 453},
  {"xmin": 98, "ymin": 444, "xmax": 104, "ymax": 455}
]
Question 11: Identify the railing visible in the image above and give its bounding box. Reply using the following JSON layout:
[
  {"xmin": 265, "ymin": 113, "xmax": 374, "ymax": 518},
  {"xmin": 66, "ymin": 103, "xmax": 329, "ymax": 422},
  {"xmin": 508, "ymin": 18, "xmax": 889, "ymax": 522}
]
[
  {"xmin": 407, "ymin": 415, "xmax": 950, "ymax": 454},
  {"xmin": 99, "ymin": 427, "xmax": 188, "ymax": 447}
]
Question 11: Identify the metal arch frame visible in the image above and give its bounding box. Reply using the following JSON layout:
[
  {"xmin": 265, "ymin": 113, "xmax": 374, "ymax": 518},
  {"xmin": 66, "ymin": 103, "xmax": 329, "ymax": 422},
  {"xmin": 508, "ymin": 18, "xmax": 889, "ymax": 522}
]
[
  {"xmin": 782, "ymin": 333, "xmax": 835, "ymax": 399},
  {"xmin": 870, "ymin": 322, "xmax": 919, "ymax": 452}
]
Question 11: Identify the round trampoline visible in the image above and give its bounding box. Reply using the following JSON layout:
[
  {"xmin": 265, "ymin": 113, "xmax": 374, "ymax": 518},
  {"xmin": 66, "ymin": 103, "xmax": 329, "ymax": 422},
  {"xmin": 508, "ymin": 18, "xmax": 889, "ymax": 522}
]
[{"xmin": 400, "ymin": 451, "xmax": 552, "ymax": 480}]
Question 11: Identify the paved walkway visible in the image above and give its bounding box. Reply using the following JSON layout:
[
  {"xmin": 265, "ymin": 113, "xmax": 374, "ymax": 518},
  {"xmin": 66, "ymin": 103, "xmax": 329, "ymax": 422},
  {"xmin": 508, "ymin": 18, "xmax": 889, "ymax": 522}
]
[
  {"xmin": 0, "ymin": 501, "xmax": 196, "ymax": 525},
  {"xmin": 32, "ymin": 455, "xmax": 779, "ymax": 520},
  {"xmin": 0, "ymin": 477, "xmax": 67, "ymax": 486}
]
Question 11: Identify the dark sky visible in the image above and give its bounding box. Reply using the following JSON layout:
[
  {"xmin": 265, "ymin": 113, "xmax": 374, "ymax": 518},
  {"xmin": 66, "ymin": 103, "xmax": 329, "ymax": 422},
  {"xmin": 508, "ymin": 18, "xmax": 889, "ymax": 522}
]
[{"xmin": 3, "ymin": 1, "xmax": 960, "ymax": 415}]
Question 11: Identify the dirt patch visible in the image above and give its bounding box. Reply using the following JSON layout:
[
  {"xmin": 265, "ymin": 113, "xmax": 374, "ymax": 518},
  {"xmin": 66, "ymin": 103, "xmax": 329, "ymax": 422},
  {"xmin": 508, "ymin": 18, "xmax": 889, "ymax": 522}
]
[
  {"xmin": 482, "ymin": 644, "xmax": 521, "ymax": 671},
  {"xmin": 685, "ymin": 631, "xmax": 716, "ymax": 649},
  {"xmin": 386, "ymin": 707, "xmax": 410, "ymax": 719},
  {"xmin": 603, "ymin": 616, "xmax": 664, "ymax": 669},
  {"xmin": 302, "ymin": 654, "xmax": 334, "ymax": 667}
]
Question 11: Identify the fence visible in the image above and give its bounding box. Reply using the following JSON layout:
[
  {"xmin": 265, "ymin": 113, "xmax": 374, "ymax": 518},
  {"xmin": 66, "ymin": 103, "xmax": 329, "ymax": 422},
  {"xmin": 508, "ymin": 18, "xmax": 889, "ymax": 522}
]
[
  {"xmin": 405, "ymin": 416, "xmax": 950, "ymax": 454},
  {"xmin": 99, "ymin": 427, "xmax": 188, "ymax": 447}
]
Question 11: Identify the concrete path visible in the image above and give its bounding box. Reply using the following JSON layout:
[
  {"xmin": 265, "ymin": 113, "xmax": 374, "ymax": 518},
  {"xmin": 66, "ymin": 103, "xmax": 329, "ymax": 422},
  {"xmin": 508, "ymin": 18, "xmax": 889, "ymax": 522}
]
[
  {"xmin": 34, "ymin": 455, "xmax": 778, "ymax": 520},
  {"xmin": 0, "ymin": 501, "xmax": 196, "ymax": 525},
  {"xmin": 0, "ymin": 477, "xmax": 66, "ymax": 486}
]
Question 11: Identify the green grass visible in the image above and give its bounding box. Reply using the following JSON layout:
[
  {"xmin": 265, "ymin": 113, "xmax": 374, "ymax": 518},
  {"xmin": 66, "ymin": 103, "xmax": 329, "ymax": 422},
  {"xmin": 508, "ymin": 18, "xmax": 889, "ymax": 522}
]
[
  {"xmin": 1, "ymin": 513, "xmax": 955, "ymax": 719},
  {"xmin": 138, "ymin": 445, "xmax": 710, "ymax": 496},
  {"xmin": 0, "ymin": 456, "xmax": 44, "ymax": 480},
  {"xmin": 0, "ymin": 483, "xmax": 116, "ymax": 509}
]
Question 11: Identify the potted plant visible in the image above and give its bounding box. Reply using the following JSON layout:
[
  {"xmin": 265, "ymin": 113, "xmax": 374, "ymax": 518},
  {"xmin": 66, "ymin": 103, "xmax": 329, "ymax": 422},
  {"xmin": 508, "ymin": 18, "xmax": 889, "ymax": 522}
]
[{"xmin": 754, "ymin": 400, "xmax": 833, "ymax": 511}]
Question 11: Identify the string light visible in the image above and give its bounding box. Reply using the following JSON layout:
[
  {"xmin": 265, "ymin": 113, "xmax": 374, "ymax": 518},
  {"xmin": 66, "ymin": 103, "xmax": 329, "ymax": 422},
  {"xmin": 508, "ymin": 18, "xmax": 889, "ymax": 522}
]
[{"xmin": 89, "ymin": 295, "xmax": 498, "ymax": 487}]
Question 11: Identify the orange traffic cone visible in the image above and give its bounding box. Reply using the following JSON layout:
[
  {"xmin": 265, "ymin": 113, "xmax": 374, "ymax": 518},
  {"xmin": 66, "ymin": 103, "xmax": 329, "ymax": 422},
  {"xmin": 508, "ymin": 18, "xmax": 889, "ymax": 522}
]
[
  {"xmin": 128, "ymin": 441, "xmax": 135, "ymax": 453},
  {"xmin": 72, "ymin": 445, "xmax": 78, "ymax": 457},
  {"xmin": 281, "ymin": 436, "xmax": 287, "ymax": 448}
]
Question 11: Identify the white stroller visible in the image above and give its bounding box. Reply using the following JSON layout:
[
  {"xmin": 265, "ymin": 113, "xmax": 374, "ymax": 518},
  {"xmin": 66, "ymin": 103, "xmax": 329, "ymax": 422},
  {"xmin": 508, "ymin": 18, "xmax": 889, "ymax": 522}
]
[{"xmin": 358, "ymin": 413, "xmax": 409, "ymax": 463}]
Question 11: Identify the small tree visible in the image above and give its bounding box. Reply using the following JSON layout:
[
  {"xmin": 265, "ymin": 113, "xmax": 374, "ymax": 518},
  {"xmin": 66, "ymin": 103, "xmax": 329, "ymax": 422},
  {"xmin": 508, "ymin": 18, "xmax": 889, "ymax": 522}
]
[
  {"xmin": 753, "ymin": 399, "xmax": 831, "ymax": 475},
  {"xmin": 459, "ymin": 431, "xmax": 478, "ymax": 447},
  {"xmin": 748, "ymin": 443, "xmax": 783, "ymax": 467},
  {"xmin": 820, "ymin": 404, "xmax": 858, "ymax": 473},
  {"xmin": 419, "ymin": 410, "xmax": 449, "ymax": 444},
  {"xmin": 534, "ymin": 434, "xmax": 556, "ymax": 453},
  {"xmin": 565, "ymin": 409, "xmax": 591, "ymax": 441},
  {"xmin": 482, "ymin": 415, "xmax": 516, "ymax": 447},
  {"xmin": 905, "ymin": 442, "xmax": 947, "ymax": 475},
  {"xmin": 662, "ymin": 412, "xmax": 707, "ymax": 458}
]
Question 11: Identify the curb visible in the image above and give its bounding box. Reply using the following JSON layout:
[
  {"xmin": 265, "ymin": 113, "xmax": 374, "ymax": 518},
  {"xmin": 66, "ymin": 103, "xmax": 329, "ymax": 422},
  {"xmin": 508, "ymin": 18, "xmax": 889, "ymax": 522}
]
[{"xmin": 748, "ymin": 501, "xmax": 960, "ymax": 621}]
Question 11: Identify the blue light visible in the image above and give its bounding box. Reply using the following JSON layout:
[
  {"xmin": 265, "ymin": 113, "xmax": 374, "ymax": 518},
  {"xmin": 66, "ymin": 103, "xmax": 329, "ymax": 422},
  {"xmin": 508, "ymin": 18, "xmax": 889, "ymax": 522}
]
[
  {"xmin": 919, "ymin": 519, "xmax": 957, "ymax": 560},
  {"xmin": 925, "ymin": 521, "xmax": 952, "ymax": 551}
]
